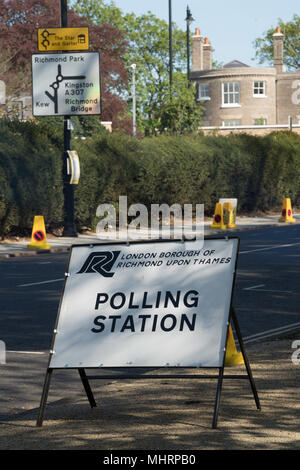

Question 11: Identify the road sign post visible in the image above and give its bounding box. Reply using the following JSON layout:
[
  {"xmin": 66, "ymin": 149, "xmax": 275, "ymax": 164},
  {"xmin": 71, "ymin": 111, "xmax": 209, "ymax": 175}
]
[
  {"xmin": 61, "ymin": 0, "xmax": 75, "ymax": 237},
  {"xmin": 31, "ymin": 0, "xmax": 101, "ymax": 236}
]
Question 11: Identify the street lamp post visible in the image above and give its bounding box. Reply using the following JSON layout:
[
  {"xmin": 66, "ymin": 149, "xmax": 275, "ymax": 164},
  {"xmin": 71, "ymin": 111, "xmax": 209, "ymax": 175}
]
[
  {"xmin": 169, "ymin": 0, "xmax": 173, "ymax": 97},
  {"xmin": 185, "ymin": 5, "xmax": 194, "ymax": 84},
  {"xmin": 131, "ymin": 64, "xmax": 137, "ymax": 138}
]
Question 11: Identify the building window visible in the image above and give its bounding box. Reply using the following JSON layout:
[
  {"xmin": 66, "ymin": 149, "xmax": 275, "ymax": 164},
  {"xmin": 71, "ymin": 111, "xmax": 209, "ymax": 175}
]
[
  {"xmin": 222, "ymin": 82, "xmax": 240, "ymax": 106},
  {"xmin": 197, "ymin": 84, "xmax": 210, "ymax": 100},
  {"xmin": 254, "ymin": 118, "xmax": 267, "ymax": 125},
  {"xmin": 222, "ymin": 119, "xmax": 241, "ymax": 127},
  {"xmin": 253, "ymin": 81, "xmax": 266, "ymax": 97}
]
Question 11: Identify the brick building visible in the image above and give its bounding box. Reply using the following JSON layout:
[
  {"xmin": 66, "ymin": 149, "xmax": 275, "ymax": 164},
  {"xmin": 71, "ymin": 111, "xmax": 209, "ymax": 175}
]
[{"xmin": 191, "ymin": 27, "xmax": 300, "ymax": 131}]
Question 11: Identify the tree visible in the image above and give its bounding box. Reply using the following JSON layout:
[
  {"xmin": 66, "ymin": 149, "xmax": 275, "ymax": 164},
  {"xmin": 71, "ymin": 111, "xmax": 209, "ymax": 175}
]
[
  {"xmin": 0, "ymin": 0, "xmax": 130, "ymax": 129},
  {"xmin": 72, "ymin": 0, "xmax": 201, "ymax": 135},
  {"xmin": 72, "ymin": 0, "xmax": 123, "ymax": 27},
  {"xmin": 155, "ymin": 74, "xmax": 204, "ymax": 135},
  {"xmin": 253, "ymin": 14, "xmax": 300, "ymax": 70}
]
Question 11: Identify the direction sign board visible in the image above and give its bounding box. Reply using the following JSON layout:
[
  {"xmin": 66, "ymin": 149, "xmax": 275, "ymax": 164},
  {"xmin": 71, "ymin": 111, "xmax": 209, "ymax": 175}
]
[
  {"xmin": 31, "ymin": 52, "xmax": 101, "ymax": 116},
  {"xmin": 49, "ymin": 238, "xmax": 239, "ymax": 369},
  {"xmin": 38, "ymin": 28, "xmax": 89, "ymax": 51}
]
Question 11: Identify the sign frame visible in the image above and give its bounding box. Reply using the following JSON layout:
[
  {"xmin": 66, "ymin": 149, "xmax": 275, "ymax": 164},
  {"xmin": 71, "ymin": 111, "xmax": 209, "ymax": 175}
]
[
  {"xmin": 36, "ymin": 237, "xmax": 260, "ymax": 428},
  {"xmin": 31, "ymin": 51, "xmax": 101, "ymax": 117}
]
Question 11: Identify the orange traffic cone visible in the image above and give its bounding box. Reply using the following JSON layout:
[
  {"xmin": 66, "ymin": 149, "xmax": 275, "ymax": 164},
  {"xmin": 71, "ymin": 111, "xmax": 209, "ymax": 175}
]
[
  {"xmin": 210, "ymin": 203, "xmax": 226, "ymax": 230},
  {"xmin": 225, "ymin": 325, "xmax": 244, "ymax": 367},
  {"xmin": 279, "ymin": 198, "xmax": 296, "ymax": 223},
  {"xmin": 27, "ymin": 215, "xmax": 51, "ymax": 250}
]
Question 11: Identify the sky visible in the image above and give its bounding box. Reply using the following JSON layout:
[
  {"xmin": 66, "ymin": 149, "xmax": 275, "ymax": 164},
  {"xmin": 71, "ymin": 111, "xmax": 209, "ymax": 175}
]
[{"xmin": 104, "ymin": 0, "xmax": 299, "ymax": 66}]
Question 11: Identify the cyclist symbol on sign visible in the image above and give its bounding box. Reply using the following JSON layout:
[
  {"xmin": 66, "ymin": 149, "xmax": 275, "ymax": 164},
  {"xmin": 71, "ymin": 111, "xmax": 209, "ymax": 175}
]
[{"xmin": 45, "ymin": 64, "xmax": 86, "ymax": 114}]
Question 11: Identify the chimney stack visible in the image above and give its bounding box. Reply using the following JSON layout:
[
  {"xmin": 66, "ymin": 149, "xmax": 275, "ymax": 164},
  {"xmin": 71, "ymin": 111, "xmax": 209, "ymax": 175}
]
[
  {"xmin": 203, "ymin": 37, "xmax": 212, "ymax": 70},
  {"xmin": 273, "ymin": 26, "xmax": 284, "ymax": 72},
  {"xmin": 192, "ymin": 28, "xmax": 204, "ymax": 71}
]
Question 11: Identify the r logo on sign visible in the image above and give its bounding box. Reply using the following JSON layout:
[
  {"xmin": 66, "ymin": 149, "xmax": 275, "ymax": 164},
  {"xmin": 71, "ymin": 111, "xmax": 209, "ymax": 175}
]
[{"xmin": 77, "ymin": 251, "xmax": 120, "ymax": 277}]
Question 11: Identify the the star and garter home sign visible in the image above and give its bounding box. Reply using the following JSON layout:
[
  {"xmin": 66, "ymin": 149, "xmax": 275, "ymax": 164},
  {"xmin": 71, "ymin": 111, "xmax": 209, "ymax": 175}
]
[{"xmin": 37, "ymin": 237, "xmax": 261, "ymax": 428}]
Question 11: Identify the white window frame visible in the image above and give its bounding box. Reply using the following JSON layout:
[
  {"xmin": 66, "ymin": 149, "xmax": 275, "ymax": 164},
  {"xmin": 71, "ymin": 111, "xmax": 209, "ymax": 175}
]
[
  {"xmin": 222, "ymin": 82, "xmax": 240, "ymax": 107},
  {"xmin": 253, "ymin": 118, "xmax": 267, "ymax": 125},
  {"xmin": 197, "ymin": 83, "xmax": 210, "ymax": 101},
  {"xmin": 222, "ymin": 119, "xmax": 241, "ymax": 127},
  {"xmin": 253, "ymin": 81, "xmax": 266, "ymax": 98}
]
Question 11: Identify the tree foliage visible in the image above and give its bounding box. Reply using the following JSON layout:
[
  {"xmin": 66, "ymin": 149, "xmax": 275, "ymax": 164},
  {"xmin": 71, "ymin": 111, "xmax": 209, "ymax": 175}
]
[
  {"xmin": 153, "ymin": 73, "xmax": 204, "ymax": 135},
  {"xmin": 0, "ymin": 0, "xmax": 130, "ymax": 129},
  {"xmin": 253, "ymin": 14, "xmax": 300, "ymax": 70},
  {"xmin": 2, "ymin": 118, "xmax": 300, "ymax": 236},
  {"xmin": 73, "ymin": 0, "xmax": 202, "ymax": 135}
]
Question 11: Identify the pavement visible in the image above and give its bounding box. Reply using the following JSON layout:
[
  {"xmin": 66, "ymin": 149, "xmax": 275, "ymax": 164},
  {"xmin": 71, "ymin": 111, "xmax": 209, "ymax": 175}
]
[
  {"xmin": 0, "ymin": 334, "xmax": 299, "ymax": 450},
  {"xmin": 0, "ymin": 213, "xmax": 299, "ymax": 451},
  {"xmin": 1, "ymin": 213, "xmax": 299, "ymax": 257}
]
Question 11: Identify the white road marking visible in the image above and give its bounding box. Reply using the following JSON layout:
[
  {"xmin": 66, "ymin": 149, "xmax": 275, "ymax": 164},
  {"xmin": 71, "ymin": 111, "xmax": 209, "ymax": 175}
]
[
  {"xmin": 240, "ymin": 241, "xmax": 300, "ymax": 254},
  {"xmin": 17, "ymin": 278, "xmax": 64, "ymax": 287},
  {"xmin": 243, "ymin": 284, "xmax": 265, "ymax": 291},
  {"xmin": 244, "ymin": 322, "xmax": 300, "ymax": 344},
  {"xmin": 251, "ymin": 288, "xmax": 293, "ymax": 293},
  {"xmin": 243, "ymin": 284, "xmax": 293, "ymax": 294}
]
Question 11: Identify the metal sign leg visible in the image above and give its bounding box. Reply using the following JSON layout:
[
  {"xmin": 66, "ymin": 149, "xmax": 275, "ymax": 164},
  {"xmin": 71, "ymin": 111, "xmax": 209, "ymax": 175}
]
[
  {"xmin": 212, "ymin": 366, "xmax": 225, "ymax": 428},
  {"xmin": 231, "ymin": 308, "xmax": 261, "ymax": 410},
  {"xmin": 36, "ymin": 368, "xmax": 53, "ymax": 427},
  {"xmin": 78, "ymin": 368, "xmax": 97, "ymax": 408}
]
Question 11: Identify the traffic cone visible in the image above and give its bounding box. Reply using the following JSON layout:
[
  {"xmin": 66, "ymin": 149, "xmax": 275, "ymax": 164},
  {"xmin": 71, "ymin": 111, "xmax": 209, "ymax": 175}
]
[
  {"xmin": 210, "ymin": 203, "xmax": 227, "ymax": 230},
  {"xmin": 225, "ymin": 325, "xmax": 244, "ymax": 367},
  {"xmin": 27, "ymin": 215, "xmax": 51, "ymax": 250},
  {"xmin": 223, "ymin": 202, "xmax": 236, "ymax": 229},
  {"xmin": 279, "ymin": 198, "xmax": 296, "ymax": 223}
]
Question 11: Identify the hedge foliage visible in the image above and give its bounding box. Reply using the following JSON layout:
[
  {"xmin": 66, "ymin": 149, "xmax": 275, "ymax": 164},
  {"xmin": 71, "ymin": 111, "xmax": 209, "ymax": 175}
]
[{"xmin": 1, "ymin": 117, "xmax": 300, "ymax": 237}]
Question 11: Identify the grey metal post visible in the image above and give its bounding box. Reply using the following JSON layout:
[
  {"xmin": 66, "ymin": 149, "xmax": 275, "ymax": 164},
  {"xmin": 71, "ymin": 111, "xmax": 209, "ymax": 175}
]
[
  {"xmin": 60, "ymin": 0, "xmax": 77, "ymax": 237},
  {"xmin": 169, "ymin": 0, "xmax": 173, "ymax": 97},
  {"xmin": 131, "ymin": 64, "xmax": 137, "ymax": 138}
]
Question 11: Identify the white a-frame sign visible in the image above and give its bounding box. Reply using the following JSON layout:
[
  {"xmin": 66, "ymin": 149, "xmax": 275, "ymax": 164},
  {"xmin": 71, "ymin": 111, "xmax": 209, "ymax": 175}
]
[{"xmin": 37, "ymin": 237, "xmax": 260, "ymax": 428}]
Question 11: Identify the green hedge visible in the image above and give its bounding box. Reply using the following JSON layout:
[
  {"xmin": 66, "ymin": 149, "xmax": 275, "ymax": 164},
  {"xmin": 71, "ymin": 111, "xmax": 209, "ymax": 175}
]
[{"xmin": 1, "ymin": 117, "xmax": 300, "ymax": 237}]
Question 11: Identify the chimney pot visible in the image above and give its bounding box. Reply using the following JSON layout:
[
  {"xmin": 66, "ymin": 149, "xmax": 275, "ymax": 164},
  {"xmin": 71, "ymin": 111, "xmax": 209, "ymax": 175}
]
[
  {"xmin": 273, "ymin": 27, "xmax": 284, "ymax": 72},
  {"xmin": 203, "ymin": 38, "xmax": 212, "ymax": 70},
  {"xmin": 192, "ymin": 27, "xmax": 204, "ymax": 71}
]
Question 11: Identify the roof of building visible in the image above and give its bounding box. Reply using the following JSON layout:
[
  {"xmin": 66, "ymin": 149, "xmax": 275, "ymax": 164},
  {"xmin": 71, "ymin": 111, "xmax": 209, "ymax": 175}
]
[{"xmin": 223, "ymin": 60, "xmax": 250, "ymax": 68}]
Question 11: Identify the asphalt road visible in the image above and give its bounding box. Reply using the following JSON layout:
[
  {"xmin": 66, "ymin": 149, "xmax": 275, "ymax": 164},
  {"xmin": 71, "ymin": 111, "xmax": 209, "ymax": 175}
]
[{"xmin": 0, "ymin": 224, "xmax": 300, "ymax": 352}]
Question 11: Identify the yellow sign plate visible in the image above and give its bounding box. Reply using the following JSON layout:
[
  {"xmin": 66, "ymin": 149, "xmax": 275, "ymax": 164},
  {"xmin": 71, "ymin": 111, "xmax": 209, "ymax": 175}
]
[{"xmin": 38, "ymin": 27, "xmax": 89, "ymax": 51}]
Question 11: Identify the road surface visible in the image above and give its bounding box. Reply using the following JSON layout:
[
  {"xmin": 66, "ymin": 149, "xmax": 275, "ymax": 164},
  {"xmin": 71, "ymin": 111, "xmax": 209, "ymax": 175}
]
[{"xmin": 0, "ymin": 224, "xmax": 299, "ymax": 352}]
